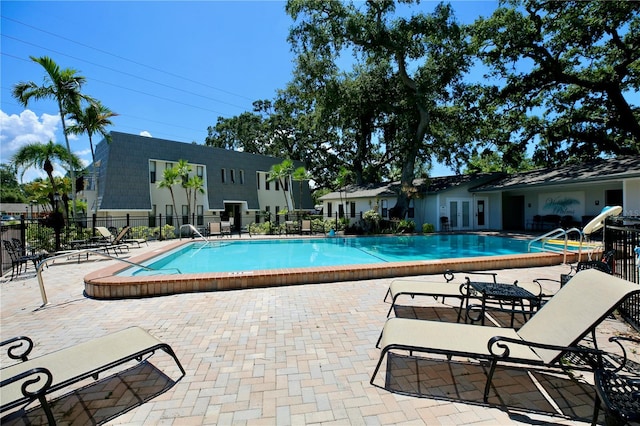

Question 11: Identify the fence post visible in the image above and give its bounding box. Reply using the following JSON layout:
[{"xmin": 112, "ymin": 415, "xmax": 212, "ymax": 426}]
[
  {"xmin": 20, "ymin": 214, "xmax": 27, "ymax": 255},
  {"xmin": 159, "ymin": 214, "xmax": 163, "ymax": 240},
  {"xmin": 126, "ymin": 213, "xmax": 130, "ymax": 228}
]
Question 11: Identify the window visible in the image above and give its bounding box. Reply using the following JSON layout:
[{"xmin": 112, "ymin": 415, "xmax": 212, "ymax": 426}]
[
  {"xmin": 149, "ymin": 161, "xmax": 156, "ymax": 183},
  {"xmin": 338, "ymin": 204, "xmax": 344, "ymax": 219},
  {"xmin": 265, "ymin": 174, "xmax": 270, "ymax": 190},
  {"xmin": 240, "ymin": 170, "xmax": 245, "ymax": 185},
  {"xmin": 350, "ymin": 202, "xmax": 356, "ymax": 218},
  {"xmin": 256, "ymin": 172, "xmax": 261, "ymax": 190},
  {"xmin": 197, "ymin": 205, "xmax": 204, "ymax": 226},
  {"xmin": 221, "ymin": 168, "xmax": 226, "ymax": 183},
  {"xmin": 327, "ymin": 202, "xmax": 333, "ymax": 218},
  {"xmin": 166, "ymin": 205, "xmax": 173, "ymax": 226},
  {"xmin": 231, "ymin": 169, "xmax": 236, "ymax": 183},
  {"xmin": 265, "ymin": 206, "xmax": 271, "ymax": 221},
  {"xmin": 284, "ymin": 179, "xmax": 289, "ymax": 191},
  {"xmin": 165, "ymin": 162, "xmax": 173, "ymax": 170},
  {"xmin": 182, "ymin": 205, "xmax": 189, "ymax": 224},
  {"xmin": 196, "ymin": 166, "xmax": 204, "ymax": 178},
  {"xmin": 275, "ymin": 180, "xmax": 280, "ymax": 191},
  {"xmin": 381, "ymin": 200, "xmax": 388, "ymax": 218},
  {"xmin": 408, "ymin": 200, "xmax": 415, "ymax": 218},
  {"xmin": 149, "ymin": 204, "xmax": 156, "ymax": 227}
]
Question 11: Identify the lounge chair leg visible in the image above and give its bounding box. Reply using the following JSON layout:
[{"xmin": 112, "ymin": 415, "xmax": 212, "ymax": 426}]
[
  {"xmin": 386, "ymin": 298, "xmax": 397, "ymax": 317},
  {"xmin": 370, "ymin": 348, "xmax": 388, "ymax": 385},
  {"xmin": 484, "ymin": 359, "xmax": 498, "ymax": 403},
  {"xmin": 591, "ymin": 393, "xmax": 601, "ymax": 426},
  {"xmin": 161, "ymin": 344, "xmax": 187, "ymax": 376},
  {"xmin": 39, "ymin": 396, "xmax": 56, "ymax": 425},
  {"xmin": 375, "ymin": 330, "xmax": 384, "ymax": 349}
]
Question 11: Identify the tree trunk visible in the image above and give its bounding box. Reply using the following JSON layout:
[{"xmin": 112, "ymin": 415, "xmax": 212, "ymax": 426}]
[{"xmin": 392, "ymin": 52, "xmax": 430, "ymax": 219}]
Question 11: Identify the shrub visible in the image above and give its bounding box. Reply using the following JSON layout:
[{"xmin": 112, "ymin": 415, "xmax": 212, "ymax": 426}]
[
  {"xmin": 422, "ymin": 223, "xmax": 435, "ymax": 233},
  {"xmin": 396, "ymin": 219, "xmax": 416, "ymax": 234}
]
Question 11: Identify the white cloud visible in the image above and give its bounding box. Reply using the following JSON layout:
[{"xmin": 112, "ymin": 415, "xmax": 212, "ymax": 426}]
[
  {"xmin": 140, "ymin": 131, "xmax": 152, "ymax": 138},
  {"xmin": 0, "ymin": 110, "xmax": 60, "ymax": 163},
  {"xmin": 0, "ymin": 109, "xmax": 91, "ymax": 182}
]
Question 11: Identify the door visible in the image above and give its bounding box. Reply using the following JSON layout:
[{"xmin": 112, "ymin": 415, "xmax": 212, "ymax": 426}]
[
  {"xmin": 448, "ymin": 199, "xmax": 472, "ymax": 231},
  {"xmin": 475, "ymin": 198, "xmax": 488, "ymax": 230}
]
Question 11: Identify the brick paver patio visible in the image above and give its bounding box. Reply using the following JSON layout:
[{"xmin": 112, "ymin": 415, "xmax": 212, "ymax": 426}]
[{"xmin": 1, "ymin": 239, "xmax": 638, "ymax": 425}]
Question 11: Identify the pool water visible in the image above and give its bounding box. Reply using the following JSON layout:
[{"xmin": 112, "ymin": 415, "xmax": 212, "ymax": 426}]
[{"xmin": 120, "ymin": 235, "xmax": 531, "ymax": 276}]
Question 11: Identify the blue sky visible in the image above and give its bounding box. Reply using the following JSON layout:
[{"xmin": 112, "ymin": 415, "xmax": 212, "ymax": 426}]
[{"xmin": 1, "ymin": 1, "xmax": 499, "ymax": 182}]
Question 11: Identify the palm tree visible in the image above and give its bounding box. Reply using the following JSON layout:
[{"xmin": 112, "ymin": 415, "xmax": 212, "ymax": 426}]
[
  {"xmin": 67, "ymin": 101, "xmax": 117, "ymax": 163},
  {"xmin": 292, "ymin": 166, "xmax": 311, "ymax": 212},
  {"xmin": 175, "ymin": 159, "xmax": 192, "ymax": 220},
  {"xmin": 12, "ymin": 56, "xmax": 89, "ymax": 221},
  {"xmin": 158, "ymin": 167, "xmax": 180, "ymax": 228},
  {"xmin": 268, "ymin": 159, "xmax": 294, "ymax": 212},
  {"xmin": 66, "ymin": 101, "xmax": 118, "ymax": 215},
  {"xmin": 187, "ymin": 175, "xmax": 205, "ymax": 223},
  {"xmin": 11, "ymin": 140, "xmax": 82, "ymax": 211}
]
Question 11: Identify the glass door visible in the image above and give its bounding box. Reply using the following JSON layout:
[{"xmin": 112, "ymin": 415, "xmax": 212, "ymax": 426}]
[
  {"xmin": 448, "ymin": 199, "xmax": 472, "ymax": 230},
  {"xmin": 475, "ymin": 198, "xmax": 488, "ymax": 230}
]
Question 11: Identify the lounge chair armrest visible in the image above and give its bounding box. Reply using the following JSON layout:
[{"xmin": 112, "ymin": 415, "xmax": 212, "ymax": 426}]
[
  {"xmin": 444, "ymin": 270, "xmax": 498, "ymax": 283},
  {"xmin": 516, "ymin": 280, "xmax": 543, "ymax": 297},
  {"xmin": 488, "ymin": 335, "xmax": 604, "ymax": 361},
  {"xmin": 1, "ymin": 336, "xmax": 34, "ymax": 362},
  {"xmin": 608, "ymin": 336, "xmax": 640, "ymax": 373},
  {"xmin": 0, "ymin": 367, "xmax": 53, "ymax": 399}
]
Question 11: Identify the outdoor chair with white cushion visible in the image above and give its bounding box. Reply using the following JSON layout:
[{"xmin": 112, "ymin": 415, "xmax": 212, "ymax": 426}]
[
  {"xmin": 0, "ymin": 327, "xmax": 185, "ymax": 424},
  {"xmin": 371, "ymin": 269, "xmax": 640, "ymax": 404}
]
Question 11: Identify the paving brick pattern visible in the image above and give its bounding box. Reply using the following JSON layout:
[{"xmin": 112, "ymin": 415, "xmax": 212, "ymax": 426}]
[{"xmin": 1, "ymin": 240, "xmax": 638, "ymax": 425}]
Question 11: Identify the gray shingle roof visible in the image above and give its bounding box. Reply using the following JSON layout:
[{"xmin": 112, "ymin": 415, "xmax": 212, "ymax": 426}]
[
  {"xmin": 96, "ymin": 132, "xmax": 312, "ymax": 211},
  {"xmin": 471, "ymin": 156, "xmax": 640, "ymax": 192},
  {"xmin": 319, "ymin": 172, "xmax": 502, "ymax": 200}
]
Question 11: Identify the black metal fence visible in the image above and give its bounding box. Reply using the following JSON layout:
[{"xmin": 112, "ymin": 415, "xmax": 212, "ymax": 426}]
[
  {"xmin": 0, "ymin": 212, "xmax": 330, "ymax": 276},
  {"xmin": 604, "ymin": 217, "xmax": 640, "ymax": 330}
]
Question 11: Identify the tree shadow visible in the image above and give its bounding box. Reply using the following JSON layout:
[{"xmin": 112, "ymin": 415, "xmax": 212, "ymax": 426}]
[{"xmin": 2, "ymin": 361, "xmax": 178, "ymax": 425}]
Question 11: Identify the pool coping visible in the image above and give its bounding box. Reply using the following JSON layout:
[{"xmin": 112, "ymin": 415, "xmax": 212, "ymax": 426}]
[{"xmin": 84, "ymin": 239, "xmax": 578, "ymax": 299}]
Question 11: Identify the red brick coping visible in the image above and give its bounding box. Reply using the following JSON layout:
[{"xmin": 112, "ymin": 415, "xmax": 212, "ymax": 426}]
[{"xmin": 84, "ymin": 240, "xmax": 576, "ymax": 299}]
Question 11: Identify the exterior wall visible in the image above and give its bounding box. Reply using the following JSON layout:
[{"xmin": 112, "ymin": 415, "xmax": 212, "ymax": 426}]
[
  {"xmin": 623, "ymin": 178, "xmax": 640, "ymax": 217},
  {"xmin": 256, "ymin": 171, "xmax": 295, "ymax": 220},
  {"xmin": 321, "ymin": 195, "xmax": 396, "ymax": 225},
  {"xmin": 502, "ymin": 181, "xmax": 625, "ymax": 231},
  {"xmin": 89, "ymin": 132, "xmax": 313, "ymax": 226}
]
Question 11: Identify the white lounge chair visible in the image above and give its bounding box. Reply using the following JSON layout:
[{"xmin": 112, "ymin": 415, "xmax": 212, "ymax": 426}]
[
  {"xmin": 1, "ymin": 327, "xmax": 185, "ymax": 424},
  {"xmin": 371, "ymin": 269, "xmax": 640, "ymax": 403}
]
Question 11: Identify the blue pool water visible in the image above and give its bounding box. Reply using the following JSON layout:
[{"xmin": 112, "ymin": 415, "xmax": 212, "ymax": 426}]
[{"xmin": 119, "ymin": 235, "xmax": 532, "ymax": 276}]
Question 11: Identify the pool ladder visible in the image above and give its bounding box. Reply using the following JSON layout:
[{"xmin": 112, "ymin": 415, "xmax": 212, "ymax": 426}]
[{"xmin": 527, "ymin": 227, "xmax": 599, "ymax": 264}]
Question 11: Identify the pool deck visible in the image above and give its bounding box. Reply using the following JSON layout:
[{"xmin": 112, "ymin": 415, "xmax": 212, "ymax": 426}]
[{"xmin": 1, "ymin": 238, "xmax": 638, "ymax": 425}]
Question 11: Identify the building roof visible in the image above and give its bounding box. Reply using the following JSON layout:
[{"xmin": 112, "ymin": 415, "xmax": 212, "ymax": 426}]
[
  {"xmin": 96, "ymin": 132, "xmax": 313, "ymax": 211},
  {"xmin": 471, "ymin": 156, "xmax": 640, "ymax": 192},
  {"xmin": 319, "ymin": 172, "xmax": 501, "ymax": 200}
]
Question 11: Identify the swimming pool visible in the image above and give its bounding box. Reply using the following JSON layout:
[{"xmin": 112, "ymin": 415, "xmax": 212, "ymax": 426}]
[
  {"xmin": 120, "ymin": 235, "xmax": 532, "ymax": 276},
  {"xmin": 84, "ymin": 234, "xmax": 573, "ymax": 299}
]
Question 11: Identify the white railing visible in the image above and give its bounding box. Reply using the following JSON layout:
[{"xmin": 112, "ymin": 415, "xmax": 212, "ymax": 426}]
[
  {"xmin": 527, "ymin": 227, "xmax": 589, "ymax": 264},
  {"xmin": 179, "ymin": 224, "xmax": 208, "ymax": 243}
]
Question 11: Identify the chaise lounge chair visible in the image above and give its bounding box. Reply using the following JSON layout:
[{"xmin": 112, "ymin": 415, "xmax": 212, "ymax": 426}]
[
  {"xmin": 114, "ymin": 226, "xmax": 148, "ymax": 248},
  {"xmin": 301, "ymin": 219, "xmax": 312, "ymax": 235},
  {"xmin": 371, "ymin": 269, "xmax": 640, "ymax": 404},
  {"xmin": 384, "ymin": 270, "xmax": 519, "ymax": 319},
  {"xmin": 0, "ymin": 327, "xmax": 185, "ymax": 424}
]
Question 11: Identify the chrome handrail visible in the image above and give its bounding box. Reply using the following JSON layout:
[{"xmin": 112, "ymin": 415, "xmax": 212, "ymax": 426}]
[
  {"xmin": 527, "ymin": 227, "xmax": 585, "ymax": 264},
  {"xmin": 179, "ymin": 224, "xmax": 207, "ymax": 242},
  {"xmin": 35, "ymin": 248, "xmax": 174, "ymax": 307}
]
